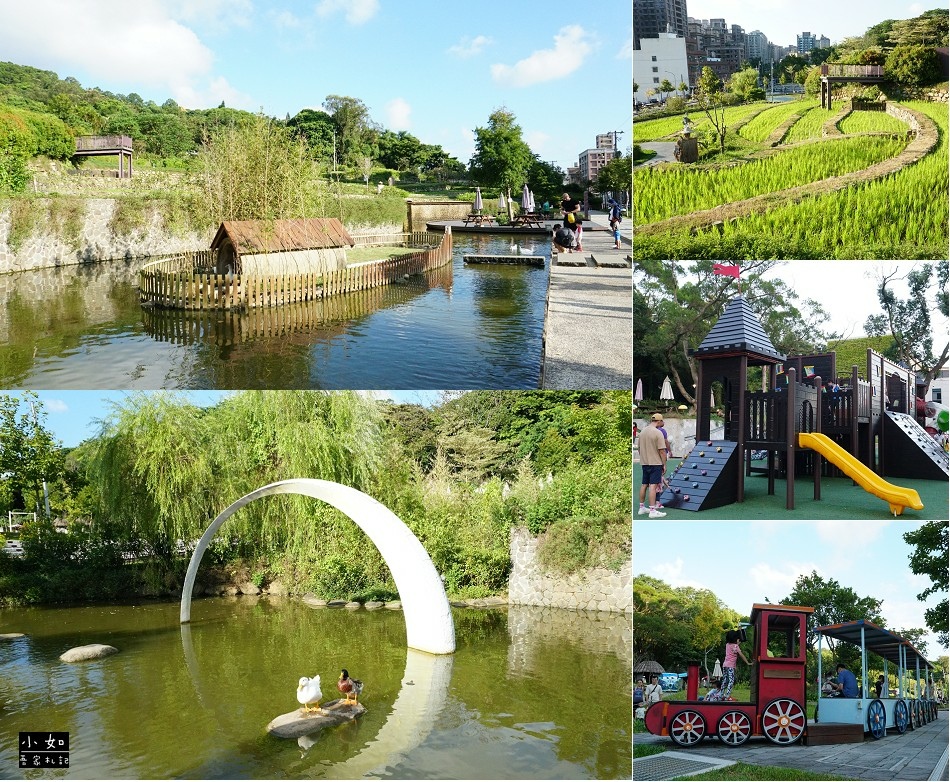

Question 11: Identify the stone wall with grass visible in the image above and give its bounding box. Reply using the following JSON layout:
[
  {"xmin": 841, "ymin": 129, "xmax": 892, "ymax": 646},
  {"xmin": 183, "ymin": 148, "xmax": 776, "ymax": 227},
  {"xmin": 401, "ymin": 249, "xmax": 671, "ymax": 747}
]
[
  {"xmin": 405, "ymin": 199, "xmax": 473, "ymax": 232},
  {"xmin": 0, "ymin": 197, "xmax": 210, "ymax": 274},
  {"xmin": 508, "ymin": 526, "xmax": 632, "ymax": 613}
]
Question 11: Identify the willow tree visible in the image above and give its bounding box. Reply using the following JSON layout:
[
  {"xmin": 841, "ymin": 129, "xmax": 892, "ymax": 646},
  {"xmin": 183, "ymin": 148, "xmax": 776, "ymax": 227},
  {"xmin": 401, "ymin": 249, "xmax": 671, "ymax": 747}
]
[
  {"xmin": 191, "ymin": 113, "xmax": 319, "ymax": 224},
  {"xmin": 85, "ymin": 391, "xmax": 385, "ymax": 570}
]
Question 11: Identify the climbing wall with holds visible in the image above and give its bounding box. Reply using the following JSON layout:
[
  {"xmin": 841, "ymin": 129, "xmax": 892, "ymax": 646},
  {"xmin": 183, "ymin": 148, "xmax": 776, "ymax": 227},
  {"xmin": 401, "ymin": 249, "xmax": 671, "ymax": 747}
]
[
  {"xmin": 880, "ymin": 412, "xmax": 949, "ymax": 481},
  {"xmin": 657, "ymin": 441, "xmax": 740, "ymax": 511}
]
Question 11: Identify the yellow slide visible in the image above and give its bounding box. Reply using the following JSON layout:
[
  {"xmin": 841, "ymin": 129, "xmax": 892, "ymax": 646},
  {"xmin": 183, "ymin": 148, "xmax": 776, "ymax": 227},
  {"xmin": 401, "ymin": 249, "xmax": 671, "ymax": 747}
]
[{"xmin": 798, "ymin": 432, "xmax": 924, "ymax": 517}]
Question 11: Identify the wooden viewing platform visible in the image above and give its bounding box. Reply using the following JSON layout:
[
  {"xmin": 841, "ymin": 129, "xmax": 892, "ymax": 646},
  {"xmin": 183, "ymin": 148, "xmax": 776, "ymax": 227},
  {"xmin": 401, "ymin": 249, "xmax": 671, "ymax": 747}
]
[
  {"xmin": 74, "ymin": 135, "xmax": 134, "ymax": 178},
  {"xmin": 819, "ymin": 64, "xmax": 886, "ymax": 110}
]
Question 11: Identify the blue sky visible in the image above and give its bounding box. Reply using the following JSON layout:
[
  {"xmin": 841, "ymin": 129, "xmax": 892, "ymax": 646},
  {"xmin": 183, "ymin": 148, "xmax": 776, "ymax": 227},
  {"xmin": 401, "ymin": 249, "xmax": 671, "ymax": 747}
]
[
  {"xmin": 682, "ymin": 0, "xmax": 931, "ymax": 47},
  {"xmin": 30, "ymin": 390, "xmax": 441, "ymax": 447},
  {"xmin": 634, "ymin": 520, "xmax": 948, "ymax": 658},
  {"xmin": 0, "ymin": 0, "xmax": 632, "ymax": 170}
]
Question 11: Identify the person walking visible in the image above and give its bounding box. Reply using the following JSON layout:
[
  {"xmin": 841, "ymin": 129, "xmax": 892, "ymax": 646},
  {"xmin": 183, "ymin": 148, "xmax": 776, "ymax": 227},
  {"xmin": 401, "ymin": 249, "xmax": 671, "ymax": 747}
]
[{"xmin": 637, "ymin": 415, "xmax": 667, "ymax": 517}]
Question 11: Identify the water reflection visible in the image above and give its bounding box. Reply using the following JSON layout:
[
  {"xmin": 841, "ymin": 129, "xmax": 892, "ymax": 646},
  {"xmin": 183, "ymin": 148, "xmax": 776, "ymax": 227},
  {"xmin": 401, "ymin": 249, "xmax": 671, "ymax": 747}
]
[{"xmin": 0, "ymin": 237, "xmax": 547, "ymax": 389}]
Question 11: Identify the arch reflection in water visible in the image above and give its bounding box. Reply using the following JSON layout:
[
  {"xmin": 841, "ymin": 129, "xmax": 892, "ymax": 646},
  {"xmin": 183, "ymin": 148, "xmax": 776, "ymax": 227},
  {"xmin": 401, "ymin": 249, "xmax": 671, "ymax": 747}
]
[
  {"xmin": 181, "ymin": 620, "xmax": 453, "ymax": 775},
  {"xmin": 141, "ymin": 264, "xmax": 453, "ymax": 347}
]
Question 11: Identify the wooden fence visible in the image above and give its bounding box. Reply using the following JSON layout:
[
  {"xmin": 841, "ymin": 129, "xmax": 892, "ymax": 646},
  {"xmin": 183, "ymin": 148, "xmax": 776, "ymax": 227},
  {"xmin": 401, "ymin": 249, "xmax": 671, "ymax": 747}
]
[{"xmin": 139, "ymin": 230, "xmax": 452, "ymax": 311}]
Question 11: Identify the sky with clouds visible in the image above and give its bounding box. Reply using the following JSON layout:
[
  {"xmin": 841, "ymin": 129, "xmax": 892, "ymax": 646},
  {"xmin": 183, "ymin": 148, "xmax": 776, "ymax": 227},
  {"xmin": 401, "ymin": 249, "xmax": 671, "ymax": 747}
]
[
  {"xmin": 634, "ymin": 519, "xmax": 948, "ymax": 658},
  {"xmin": 680, "ymin": 0, "xmax": 932, "ymax": 48},
  {"xmin": 0, "ymin": 0, "xmax": 632, "ymax": 169}
]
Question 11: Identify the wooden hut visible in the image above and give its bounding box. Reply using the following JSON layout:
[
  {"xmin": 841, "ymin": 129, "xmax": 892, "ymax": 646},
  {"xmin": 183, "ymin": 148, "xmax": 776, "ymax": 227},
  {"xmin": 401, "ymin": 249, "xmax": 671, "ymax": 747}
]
[{"xmin": 210, "ymin": 218, "xmax": 355, "ymax": 277}]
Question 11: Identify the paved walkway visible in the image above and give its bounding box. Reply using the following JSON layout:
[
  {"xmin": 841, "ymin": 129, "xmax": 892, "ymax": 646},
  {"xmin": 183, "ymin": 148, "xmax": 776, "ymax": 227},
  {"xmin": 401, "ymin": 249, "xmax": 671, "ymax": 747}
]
[
  {"xmin": 541, "ymin": 218, "xmax": 631, "ymax": 390},
  {"xmin": 635, "ymin": 142, "xmax": 678, "ymax": 167},
  {"xmin": 635, "ymin": 712, "xmax": 949, "ymax": 781}
]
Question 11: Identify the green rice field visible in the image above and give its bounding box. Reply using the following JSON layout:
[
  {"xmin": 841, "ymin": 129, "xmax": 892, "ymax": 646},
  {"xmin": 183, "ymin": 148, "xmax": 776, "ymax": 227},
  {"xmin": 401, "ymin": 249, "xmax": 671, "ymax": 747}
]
[
  {"xmin": 783, "ymin": 102, "xmax": 841, "ymax": 143},
  {"xmin": 634, "ymin": 103, "xmax": 765, "ymax": 142},
  {"xmin": 737, "ymin": 100, "xmax": 809, "ymax": 143},
  {"xmin": 633, "ymin": 101, "xmax": 948, "ymax": 260},
  {"xmin": 838, "ymin": 110, "xmax": 910, "ymax": 134}
]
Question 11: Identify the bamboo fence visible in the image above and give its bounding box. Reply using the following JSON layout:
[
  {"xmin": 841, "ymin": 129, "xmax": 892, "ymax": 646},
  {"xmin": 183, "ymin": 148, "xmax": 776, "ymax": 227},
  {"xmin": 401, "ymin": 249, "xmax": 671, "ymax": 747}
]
[{"xmin": 139, "ymin": 230, "xmax": 452, "ymax": 311}]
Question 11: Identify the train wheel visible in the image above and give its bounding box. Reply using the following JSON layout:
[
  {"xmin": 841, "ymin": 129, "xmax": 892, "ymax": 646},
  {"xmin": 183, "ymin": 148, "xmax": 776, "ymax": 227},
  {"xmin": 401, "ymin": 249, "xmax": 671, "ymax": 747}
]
[
  {"xmin": 913, "ymin": 700, "xmax": 923, "ymax": 727},
  {"xmin": 716, "ymin": 711, "xmax": 752, "ymax": 747},
  {"xmin": 867, "ymin": 699, "xmax": 887, "ymax": 739},
  {"xmin": 761, "ymin": 698, "xmax": 806, "ymax": 745},
  {"xmin": 932, "ymin": 701, "xmax": 939, "ymax": 721},
  {"xmin": 894, "ymin": 699, "xmax": 909, "ymax": 734},
  {"xmin": 669, "ymin": 709, "xmax": 706, "ymax": 747}
]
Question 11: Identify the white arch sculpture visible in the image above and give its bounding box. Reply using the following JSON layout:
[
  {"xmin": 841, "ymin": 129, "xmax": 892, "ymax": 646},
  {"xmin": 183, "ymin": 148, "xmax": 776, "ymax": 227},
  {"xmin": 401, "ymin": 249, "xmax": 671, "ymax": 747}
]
[{"xmin": 179, "ymin": 479, "xmax": 455, "ymax": 655}]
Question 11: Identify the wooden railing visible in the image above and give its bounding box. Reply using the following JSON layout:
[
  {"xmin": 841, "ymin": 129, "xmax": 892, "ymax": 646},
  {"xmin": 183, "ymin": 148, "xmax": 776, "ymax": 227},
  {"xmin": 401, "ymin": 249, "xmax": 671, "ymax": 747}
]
[
  {"xmin": 821, "ymin": 64, "xmax": 885, "ymax": 79},
  {"xmin": 75, "ymin": 135, "xmax": 134, "ymax": 152},
  {"xmin": 139, "ymin": 231, "xmax": 452, "ymax": 311}
]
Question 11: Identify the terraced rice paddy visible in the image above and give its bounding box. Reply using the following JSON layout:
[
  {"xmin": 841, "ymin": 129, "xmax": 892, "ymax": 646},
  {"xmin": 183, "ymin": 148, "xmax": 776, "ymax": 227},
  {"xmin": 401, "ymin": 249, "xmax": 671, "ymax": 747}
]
[
  {"xmin": 838, "ymin": 110, "xmax": 910, "ymax": 134},
  {"xmin": 737, "ymin": 100, "xmax": 809, "ymax": 143},
  {"xmin": 633, "ymin": 103, "xmax": 765, "ymax": 142},
  {"xmin": 783, "ymin": 102, "xmax": 840, "ymax": 142},
  {"xmin": 633, "ymin": 101, "xmax": 948, "ymax": 260},
  {"xmin": 635, "ymin": 136, "xmax": 907, "ymax": 224}
]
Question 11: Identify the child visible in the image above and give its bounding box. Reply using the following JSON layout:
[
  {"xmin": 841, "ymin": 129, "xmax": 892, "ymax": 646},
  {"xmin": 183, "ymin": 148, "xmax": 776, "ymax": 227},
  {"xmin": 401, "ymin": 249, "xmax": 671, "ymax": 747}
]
[
  {"xmin": 608, "ymin": 198, "xmax": 623, "ymax": 249},
  {"xmin": 720, "ymin": 629, "xmax": 749, "ymax": 700}
]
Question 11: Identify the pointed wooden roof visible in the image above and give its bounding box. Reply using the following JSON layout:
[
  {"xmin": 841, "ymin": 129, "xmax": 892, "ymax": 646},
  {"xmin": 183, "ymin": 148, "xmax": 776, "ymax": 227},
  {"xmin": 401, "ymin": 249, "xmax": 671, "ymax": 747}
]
[
  {"xmin": 210, "ymin": 218, "xmax": 354, "ymax": 255},
  {"xmin": 693, "ymin": 296, "xmax": 785, "ymax": 363}
]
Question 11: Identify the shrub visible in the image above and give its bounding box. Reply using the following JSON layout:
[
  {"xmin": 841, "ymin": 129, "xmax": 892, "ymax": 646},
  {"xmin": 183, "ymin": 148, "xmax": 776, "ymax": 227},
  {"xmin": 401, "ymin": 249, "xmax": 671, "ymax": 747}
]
[
  {"xmin": 886, "ymin": 45, "xmax": 941, "ymax": 87},
  {"xmin": 666, "ymin": 96, "xmax": 687, "ymax": 112},
  {"xmin": 0, "ymin": 111, "xmax": 32, "ymax": 193}
]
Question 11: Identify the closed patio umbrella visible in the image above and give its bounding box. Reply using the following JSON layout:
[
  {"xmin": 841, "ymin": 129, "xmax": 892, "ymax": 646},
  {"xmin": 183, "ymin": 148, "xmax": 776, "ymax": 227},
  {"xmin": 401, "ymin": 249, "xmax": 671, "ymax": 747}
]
[
  {"xmin": 522, "ymin": 183, "xmax": 531, "ymax": 213},
  {"xmin": 660, "ymin": 376, "xmax": 674, "ymax": 401},
  {"xmin": 712, "ymin": 658, "xmax": 723, "ymax": 679},
  {"xmin": 497, "ymin": 192, "xmax": 507, "ymax": 209},
  {"xmin": 474, "ymin": 187, "xmax": 483, "ymax": 213},
  {"xmin": 635, "ymin": 378, "xmax": 644, "ymax": 402}
]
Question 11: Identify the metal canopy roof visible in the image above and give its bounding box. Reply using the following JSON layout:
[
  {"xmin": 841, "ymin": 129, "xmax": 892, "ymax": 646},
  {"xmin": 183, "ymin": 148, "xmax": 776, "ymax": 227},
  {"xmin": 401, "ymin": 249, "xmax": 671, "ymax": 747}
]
[
  {"xmin": 693, "ymin": 296, "xmax": 786, "ymax": 363},
  {"xmin": 815, "ymin": 618, "xmax": 930, "ymax": 670}
]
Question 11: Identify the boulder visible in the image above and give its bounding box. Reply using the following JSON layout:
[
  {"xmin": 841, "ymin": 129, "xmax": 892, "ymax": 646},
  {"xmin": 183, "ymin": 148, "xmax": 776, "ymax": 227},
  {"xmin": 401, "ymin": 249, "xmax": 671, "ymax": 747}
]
[
  {"xmin": 327, "ymin": 600, "xmax": 348, "ymax": 608},
  {"xmin": 267, "ymin": 581, "xmax": 286, "ymax": 596},
  {"xmin": 266, "ymin": 699, "xmax": 366, "ymax": 739},
  {"xmin": 239, "ymin": 582, "xmax": 261, "ymax": 596},
  {"xmin": 344, "ymin": 602, "xmax": 361, "ymax": 610},
  {"xmin": 363, "ymin": 601, "xmax": 384, "ymax": 610},
  {"xmin": 303, "ymin": 595, "xmax": 327, "ymax": 608},
  {"xmin": 59, "ymin": 644, "xmax": 118, "ymax": 663},
  {"xmin": 384, "ymin": 601, "xmax": 402, "ymax": 610},
  {"xmin": 0, "ymin": 633, "xmax": 25, "ymax": 640}
]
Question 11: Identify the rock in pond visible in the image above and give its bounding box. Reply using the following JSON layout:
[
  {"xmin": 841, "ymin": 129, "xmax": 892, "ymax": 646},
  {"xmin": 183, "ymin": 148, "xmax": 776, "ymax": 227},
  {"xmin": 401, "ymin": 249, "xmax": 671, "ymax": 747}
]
[
  {"xmin": 0, "ymin": 633, "xmax": 26, "ymax": 640},
  {"xmin": 266, "ymin": 699, "xmax": 366, "ymax": 738},
  {"xmin": 59, "ymin": 644, "xmax": 118, "ymax": 662}
]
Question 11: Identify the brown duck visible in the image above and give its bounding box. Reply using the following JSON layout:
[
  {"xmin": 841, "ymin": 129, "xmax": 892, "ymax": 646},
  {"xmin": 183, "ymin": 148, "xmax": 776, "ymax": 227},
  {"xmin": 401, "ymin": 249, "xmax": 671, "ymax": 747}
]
[{"xmin": 337, "ymin": 669, "xmax": 363, "ymax": 704}]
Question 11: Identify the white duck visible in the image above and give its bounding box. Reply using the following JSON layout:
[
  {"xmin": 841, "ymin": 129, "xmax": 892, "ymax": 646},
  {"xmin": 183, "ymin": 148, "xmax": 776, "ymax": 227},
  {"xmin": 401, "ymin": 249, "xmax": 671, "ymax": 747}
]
[{"xmin": 297, "ymin": 675, "xmax": 323, "ymax": 713}]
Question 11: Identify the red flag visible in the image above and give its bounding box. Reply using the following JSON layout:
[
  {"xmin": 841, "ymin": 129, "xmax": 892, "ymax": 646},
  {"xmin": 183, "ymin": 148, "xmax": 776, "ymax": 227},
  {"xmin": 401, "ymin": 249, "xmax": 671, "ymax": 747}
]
[{"xmin": 713, "ymin": 263, "xmax": 740, "ymax": 279}]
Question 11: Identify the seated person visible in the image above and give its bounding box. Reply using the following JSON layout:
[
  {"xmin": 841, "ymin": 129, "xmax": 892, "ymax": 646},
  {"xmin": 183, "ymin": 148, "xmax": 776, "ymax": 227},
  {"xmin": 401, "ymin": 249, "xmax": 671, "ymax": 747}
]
[
  {"xmin": 703, "ymin": 678, "xmax": 723, "ymax": 701},
  {"xmin": 821, "ymin": 675, "xmax": 840, "ymax": 697},
  {"xmin": 832, "ymin": 663, "xmax": 859, "ymax": 698}
]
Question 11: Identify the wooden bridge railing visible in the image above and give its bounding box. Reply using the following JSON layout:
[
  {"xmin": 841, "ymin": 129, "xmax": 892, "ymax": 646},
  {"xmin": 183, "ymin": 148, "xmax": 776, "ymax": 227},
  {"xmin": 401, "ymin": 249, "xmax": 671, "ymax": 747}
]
[
  {"xmin": 820, "ymin": 64, "xmax": 885, "ymax": 79},
  {"xmin": 139, "ymin": 230, "xmax": 452, "ymax": 311},
  {"xmin": 75, "ymin": 135, "xmax": 134, "ymax": 152}
]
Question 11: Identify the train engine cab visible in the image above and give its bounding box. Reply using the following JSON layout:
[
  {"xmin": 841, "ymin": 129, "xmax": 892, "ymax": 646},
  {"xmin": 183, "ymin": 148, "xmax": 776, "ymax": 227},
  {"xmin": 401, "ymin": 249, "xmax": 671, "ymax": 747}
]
[{"xmin": 644, "ymin": 603, "xmax": 813, "ymax": 747}]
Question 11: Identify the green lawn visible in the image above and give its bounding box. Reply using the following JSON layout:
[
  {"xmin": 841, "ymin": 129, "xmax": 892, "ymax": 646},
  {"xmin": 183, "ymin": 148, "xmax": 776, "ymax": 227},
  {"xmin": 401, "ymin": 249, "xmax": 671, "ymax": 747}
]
[{"xmin": 345, "ymin": 245, "xmax": 417, "ymax": 264}]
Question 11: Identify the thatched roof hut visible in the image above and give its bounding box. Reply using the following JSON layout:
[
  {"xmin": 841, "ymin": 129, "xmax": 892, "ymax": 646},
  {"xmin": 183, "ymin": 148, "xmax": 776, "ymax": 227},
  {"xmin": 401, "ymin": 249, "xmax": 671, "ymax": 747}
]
[{"xmin": 210, "ymin": 218, "xmax": 355, "ymax": 276}]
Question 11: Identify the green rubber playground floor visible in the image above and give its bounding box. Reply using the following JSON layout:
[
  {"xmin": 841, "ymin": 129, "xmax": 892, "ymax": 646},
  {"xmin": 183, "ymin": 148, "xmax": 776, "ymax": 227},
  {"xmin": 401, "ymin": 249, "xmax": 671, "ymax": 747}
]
[{"xmin": 657, "ymin": 459, "xmax": 949, "ymax": 520}]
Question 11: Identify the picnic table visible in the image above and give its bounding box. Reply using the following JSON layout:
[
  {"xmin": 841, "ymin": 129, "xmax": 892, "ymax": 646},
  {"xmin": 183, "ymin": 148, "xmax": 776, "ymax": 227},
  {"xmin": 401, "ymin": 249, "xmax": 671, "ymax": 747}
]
[
  {"xmin": 509, "ymin": 213, "xmax": 545, "ymax": 228},
  {"xmin": 462, "ymin": 213, "xmax": 495, "ymax": 227}
]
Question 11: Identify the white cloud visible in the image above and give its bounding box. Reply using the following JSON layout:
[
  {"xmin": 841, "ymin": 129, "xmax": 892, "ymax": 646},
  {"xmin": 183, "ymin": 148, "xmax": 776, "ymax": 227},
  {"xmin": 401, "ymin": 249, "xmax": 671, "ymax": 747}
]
[
  {"xmin": 271, "ymin": 10, "xmax": 302, "ymax": 29},
  {"xmin": 385, "ymin": 98, "xmax": 412, "ymax": 131},
  {"xmin": 747, "ymin": 561, "xmax": 823, "ymax": 599},
  {"xmin": 651, "ymin": 557, "xmax": 706, "ymax": 590},
  {"xmin": 810, "ymin": 519, "xmax": 889, "ymax": 548},
  {"xmin": 448, "ymin": 35, "xmax": 493, "ymax": 58},
  {"xmin": 525, "ymin": 130, "xmax": 551, "ymax": 153},
  {"xmin": 169, "ymin": 0, "xmax": 253, "ymax": 27},
  {"xmin": 491, "ymin": 25, "xmax": 594, "ymax": 88},
  {"xmin": 44, "ymin": 399, "xmax": 69, "ymax": 414},
  {"xmin": 617, "ymin": 35, "xmax": 633, "ymax": 59},
  {"xmin": 315, "ymin": 0, "xmax": 379, "ymax": 25},
  {"xmin": 908, "ymin": 2, "xmax": 925, "ymax": 14},
  {"xmin": 174, "ymin": 75, "xmax": 254, "ymax": 111}
]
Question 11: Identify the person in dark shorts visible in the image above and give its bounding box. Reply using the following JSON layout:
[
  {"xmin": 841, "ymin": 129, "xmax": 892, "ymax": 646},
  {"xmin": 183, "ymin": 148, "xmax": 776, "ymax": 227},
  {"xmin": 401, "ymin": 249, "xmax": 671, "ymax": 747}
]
[{"xmin": 637, "ymin": 415, "xmax": 667, "ymax": 517}]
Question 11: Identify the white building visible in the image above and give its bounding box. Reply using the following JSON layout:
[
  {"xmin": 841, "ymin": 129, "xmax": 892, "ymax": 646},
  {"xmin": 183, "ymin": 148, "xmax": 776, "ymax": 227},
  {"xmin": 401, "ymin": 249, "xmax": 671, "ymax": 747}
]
[
  {"xmin": 578, "ymin": 147, "xmax": 617, "ymax": 184},
  {"xmin": 634, "ymin": 32, "xmax": 689, "ymax": 105},
  {"xmin": 929, "ymin": 366, "xmax": 949, "ymax": 406}
]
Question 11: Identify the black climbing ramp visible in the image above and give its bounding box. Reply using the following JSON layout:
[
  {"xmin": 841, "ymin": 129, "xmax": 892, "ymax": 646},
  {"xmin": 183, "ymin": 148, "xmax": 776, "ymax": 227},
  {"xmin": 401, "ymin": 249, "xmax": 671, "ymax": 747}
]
[
  {"xmin": 880, "ymin": 412, "xmax": 949, "ymax": 481},
  {"xmin": 658, "ymin": 441, "xmax": 740, "ymax": 511}
]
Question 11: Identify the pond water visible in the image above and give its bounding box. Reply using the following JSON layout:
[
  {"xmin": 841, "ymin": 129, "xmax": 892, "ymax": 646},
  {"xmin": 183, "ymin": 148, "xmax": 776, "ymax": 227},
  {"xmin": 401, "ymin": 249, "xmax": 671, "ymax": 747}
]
[
  {"xmin": 1, "ymin": 597, "xmax": 631, "ymax": 779},
  {"xmin": 0, "ymin": 235, "xmax": 549, "ymax": 389}
]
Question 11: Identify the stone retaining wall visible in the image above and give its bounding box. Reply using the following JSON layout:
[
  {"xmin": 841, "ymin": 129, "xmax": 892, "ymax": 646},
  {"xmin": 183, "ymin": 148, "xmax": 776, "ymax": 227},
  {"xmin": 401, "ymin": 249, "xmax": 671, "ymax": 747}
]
[
  {"xmin": 405, "ymin": 200, "xmax": 473, "ymax": 232},
  {"xmin": 0, "ymin": 198, "xmax": 209, "ymax": 274},
  {"xmin": 508, "ymin": 526, "xmax": 631, "ymax": 613}
]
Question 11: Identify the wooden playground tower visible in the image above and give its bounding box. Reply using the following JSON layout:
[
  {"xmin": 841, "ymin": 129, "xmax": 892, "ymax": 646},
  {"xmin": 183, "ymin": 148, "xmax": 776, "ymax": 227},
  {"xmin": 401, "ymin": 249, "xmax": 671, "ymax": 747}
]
[
  {"xmin": 660, "ymin": 296, "xmax": 946, "ymax": 514},
  {"xmin": 819, "ymin": 64, "xmax": 886, "ymax": 110},
  {"xmin": 74, "ymin": 135, "xmax": 134, "ymax": 178}
]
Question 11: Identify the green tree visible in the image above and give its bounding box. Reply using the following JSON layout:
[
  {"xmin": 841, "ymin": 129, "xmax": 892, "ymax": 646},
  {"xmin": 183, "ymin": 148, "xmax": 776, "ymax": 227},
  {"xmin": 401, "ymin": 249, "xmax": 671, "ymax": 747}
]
[
  {"xmin": 0, "ymin": 393, "xmax": 63, "ymax": 517},
  {"xmin": 728, "ymin": 67, "xmax": 763, "ymax": 102},
  {"xmin": 0, "ymin": 109, "xmax": 33, "ymax": 193},
  {"xmin": 596, "ymin": 154, "xmax": 631, "ymax": 199},
  {"xmin": 659, "ymin": 78, "xmax": 674, "ymax": 101},
  {"xmin": 903, "ymin": 521, "xmax": 948, "ymax": 647},
  {"xmin": 863, "ymin": 263, "xmax": 949, "ymax": 391},
  {"xmin": 887, "ymin": 10, "xmax": 949, "ymax": 47},
  {"xmin": 694, "ymin": 66, "xmax": 728, "ymax": 155},
  {"xmin": 804, "ymin": 66, "xmax": 822, "ymax": 97},
  {"xmin": 287, "ymin": 108, "xmax": 338, "ymax": 162},
  {"xmin": 468, "ymin": 108, "xmax": 533, "ymax": 220},
  {"xmin": 885, "ymin": 44, "xmax": 942, "ymax": 86},
  {"xmin": 323, "ymin": 94, "xmax": 376, "ymax": 169}
]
